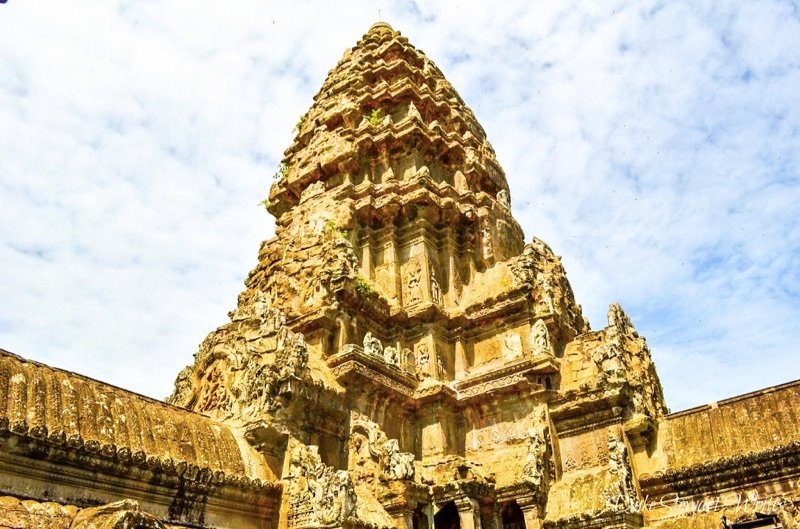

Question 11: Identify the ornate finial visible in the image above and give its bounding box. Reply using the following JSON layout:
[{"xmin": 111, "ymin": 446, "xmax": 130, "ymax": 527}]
[{"xmin": 368, "ymin": 21, "xmax": 394, "ymax": 36}]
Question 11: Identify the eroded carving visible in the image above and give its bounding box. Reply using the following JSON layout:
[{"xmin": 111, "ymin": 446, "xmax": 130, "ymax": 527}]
[
  {"xmin": 383, "ymin": 346, "xmax": 399, "ymax": 367},
  {"xmin": 529, "ymin": 319, "xmax": 555, "ymax": 357},
  {"xmin": 363, "ymin": 332, "xmax": 383, "ymax": 357},
  {"xmin": 604, "ymin": 430, "xmax": 638, "ymax": 513},
  {"xmin": 502, "ymin": 333, "xmax": 523, "ymax": 362},
  {"xmin": 287, "ymin": 444, "xmax": 357, "ymax": 528}
]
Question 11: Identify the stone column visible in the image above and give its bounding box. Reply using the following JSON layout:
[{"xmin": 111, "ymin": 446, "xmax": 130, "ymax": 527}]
[
  {"xmin": 454, "ymin": 338, "xmax": 467, "ymax": 379},
  {"xmin": 362, "ymin": 228, "xmax": 372, "ymax": 276},
  {"xmin": 516, "ymin": 498, "xmax": 542, "ymax": 529},
  {"xmin": 455, "ymin": 498, "xmax": 482, "ymax": 529},
  {"xmin": 444, "ymin": 227, "xmax": 456, "ymax": 306},
  {"xmin": 391, "ymin": 233, "xmax": 403, "ymax": 306},
  {"xmin": 420, "ymin": 404, "xmax": 447, "ymax": 458},
  {"xmin": 424, "ymin": 503, "xmax": 435, "ymax": 529},
  {"xmin": 480, "ymin": 503, "xmax": 501, "ymax": 529},
  {"xmin": 391, "ymin": 510, "xmax": 414, "ymax": 529}
]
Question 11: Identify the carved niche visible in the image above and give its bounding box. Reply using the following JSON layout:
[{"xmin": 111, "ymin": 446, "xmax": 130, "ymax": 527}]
[
  {"xmin": 403, "ymin": 258, "xmax": 424, "ymax": 305},
  {"xmin": 415, "ymin": 344, "xmax": 431, "ymax": 379},
  {"xmin": 402, "ymin": 348, "xmax": 415, "ymax": 375},
  {"xmin": 529, "ymin": 319, "xmax": 555, "ymax": 357},
  {"xmin": 502, "ymin": 333, "xmax": 524, "ymax": 362}
]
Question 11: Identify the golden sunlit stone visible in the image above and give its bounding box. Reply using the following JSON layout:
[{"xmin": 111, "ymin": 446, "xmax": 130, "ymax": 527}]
[{"xmin": 1, "ymin": 22, "xmax": 798, "ymax": 529}]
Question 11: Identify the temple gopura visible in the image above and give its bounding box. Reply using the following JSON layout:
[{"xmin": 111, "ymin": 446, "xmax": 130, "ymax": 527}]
[{"xmin": 1, "ymin": 22, "xmax": 799, "ymax": 529}]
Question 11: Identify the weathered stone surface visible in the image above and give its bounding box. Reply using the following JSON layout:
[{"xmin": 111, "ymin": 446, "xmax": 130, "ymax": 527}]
[
  {"xmin": 71, "ymin": 499, "xmax": 165, "ymax": 529},
  {"xmin": 1, "ymin": 20, "xmax": 799, "ymax": 529},
  {"xmin": 0, "ymin": 348, "xmax": 280, "ymax": 528}
]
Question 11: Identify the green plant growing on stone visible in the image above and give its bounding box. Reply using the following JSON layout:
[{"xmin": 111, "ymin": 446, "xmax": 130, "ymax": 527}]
[
  {"xmin": 258, "ymin": 197, "xmax": 271, "ymax": 210},
  {"xmin": 369, "ymin": 108, "xmax": 382, "ymax": 127},
  {"xmin": 323, "ymin": 220, "xmax": 349, "ymax": 240},
  {"xmin": 293, "ymin": 112, "xmax": 307, "ymax": 134},
  {"xmin": 272, "ymin": 162, "xmax": 288, "ymax": 181},
  {"xmin": 355, "ymin": 275, "xmax": 374, "ymax": 297}
]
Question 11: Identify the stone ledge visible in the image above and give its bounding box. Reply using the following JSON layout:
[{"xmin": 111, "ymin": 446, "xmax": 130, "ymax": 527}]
[{"xmin": 639, "ymin": 440, "xmax": 800, "ymax": 498}]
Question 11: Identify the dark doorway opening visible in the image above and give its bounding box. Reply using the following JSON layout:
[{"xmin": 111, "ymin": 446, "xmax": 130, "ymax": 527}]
[
  {"xmin": 501, "ymin": 501, "xmax": 525, "ymax": 529},
  {"xmin": 433, "ymin": 501, "xmax": 460, "ymax": 529}
]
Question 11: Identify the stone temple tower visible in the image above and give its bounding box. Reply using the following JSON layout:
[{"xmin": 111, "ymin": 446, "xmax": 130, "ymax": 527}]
[
  {"xmin": 1, "ymin": 21, "xmax": 798, "ymax": 529},
  {"xmin": 162, "ymin": 22, "xmax": 798, "ymax": 529},
  {"xmin": 167, "ymin": 20, "xmax": 664, "ymax": 529}
]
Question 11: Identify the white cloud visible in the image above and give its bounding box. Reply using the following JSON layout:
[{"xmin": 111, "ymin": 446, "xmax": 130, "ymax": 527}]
[{"xmin": 0, "ymin": 0, "xmax": 798, "ymax": 410}]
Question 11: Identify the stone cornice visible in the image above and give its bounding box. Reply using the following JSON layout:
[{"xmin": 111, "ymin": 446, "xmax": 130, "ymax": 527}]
[
  {"xmin": 328, "ymin": 346, "xmax": 419, "ymax": 400},
  {"xmin": 0, "ymin": 348, "xmax": 278, "ymax": 493},
  {"xmin": 639, "ymin": 440, "xmax": 800, "ymax": 499},
  {"xmin": 543, "ymin": 511, "xmax": 643, "ymax": 529},
  {"xmin": 0, "ymin": 422, "xmax": 279, "ymax": 497},
  {"xmin": 549, "ymin": 386, "xmax": 628, "ymax": 436},
  {"xmin": 328, "ymin": 346, "xmax": 558, "ymax": 405}
]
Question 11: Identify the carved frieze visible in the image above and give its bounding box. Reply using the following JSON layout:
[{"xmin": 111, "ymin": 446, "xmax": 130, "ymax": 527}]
[{"xmin": 559, "ymin": 429, "xmax": 609, "ymax": 473}]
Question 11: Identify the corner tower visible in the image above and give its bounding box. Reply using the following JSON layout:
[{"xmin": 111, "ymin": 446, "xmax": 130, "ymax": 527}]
[{"xmin": 169, "ymin": 23, "xmax": 667, "ymax": 529}]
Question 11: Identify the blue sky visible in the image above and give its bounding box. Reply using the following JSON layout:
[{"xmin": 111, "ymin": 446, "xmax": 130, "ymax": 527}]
[{"xmin": 1, "ymin": 1, "xmax": 798, "ymax": 411}]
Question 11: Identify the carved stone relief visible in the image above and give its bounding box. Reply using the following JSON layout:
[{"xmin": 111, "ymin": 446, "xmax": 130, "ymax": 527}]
[
  {"xmin": 529, "ymin": 319, "xmax": 555, "ymax": 357},
  {"xmin": 522, "ymin": 413, "xmax": 553, "ymax": 503},
  {"xmin": 502, "ymin": 333, "xmax": 523, "ymax": 362},
  {"xmin": 469, "ymin": 420, "xmax": 530, "ymax": 450},
  {"xmin": 384, "ymin": 346, "xmax": 400, "ymax": 367},
  {"xmin": 287, "ymin": 443, "xmax": 357, "ymax": 527},
  {"xmin": 559, "ymin": 429, "xmax": 609, "ymax": 473},
  {"xmin": 363, "ymin": 332, "xmax": 383, "ymax": 357},
  {"xmin": 404, "ymin": 258, "xmax": 423, "ymax": 305},
  {"xmin": 430, "ymin": 273, "xmax": 442, "ymax": 305},
  {"xmin": 415, "ymin": 344, "xmax": 430, "ymax": 379},
  {"xmin": 497, "ymin": 189, "xmax": 511, "ymax": 209},
  {"xmin": 435, "ymin": 344, "xmax": 446, "ymax": 380},
  {"xmin": 481, "ymin": 217, "xmax": 494, "ymax": 261},
  {"xmin": 454, "ymin": 170, "xmax": 469, "ymax": 193},
  {"xmin": 402, "ymin": 348, "xmax": 415, "ymax": 375},
  {"xmin": 536, "ymin": 273, "xmax": 556, "ymax": 314},
  {"xmin": 351, "ymin": 417, "xmax": 415, "ymax": 484},
  {"xmin": 70, "ymin": 500, "xmax": 165, "ymax": 529},
  {"xmin": 603, "ymin": 430, "xmax": 638, "ymax": 513}
]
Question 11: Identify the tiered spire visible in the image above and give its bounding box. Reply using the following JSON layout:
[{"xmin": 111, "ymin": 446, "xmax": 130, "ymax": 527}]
[
  {"xmin": 165, "ymin": 23, "xmax": 673, "ymax": 529},
  {"xmin": 269, "ymin": 22, "xmax": 512, "ymax": 219}
]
